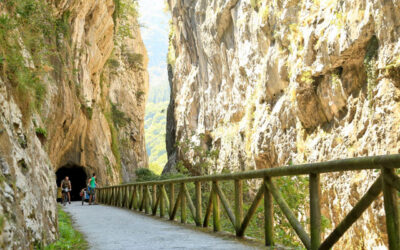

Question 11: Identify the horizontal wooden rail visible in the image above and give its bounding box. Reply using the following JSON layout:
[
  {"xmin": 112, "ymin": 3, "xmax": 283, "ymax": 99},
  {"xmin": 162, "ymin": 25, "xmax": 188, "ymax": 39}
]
[{"xmin": 96, "ymin": 154, "xmax": 400, "ymax": 250}]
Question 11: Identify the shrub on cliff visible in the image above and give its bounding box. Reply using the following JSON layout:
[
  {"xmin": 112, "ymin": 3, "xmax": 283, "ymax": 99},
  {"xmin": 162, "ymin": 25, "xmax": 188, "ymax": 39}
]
[{"xmin": 135, "ymin": 168, "xmax": 159, "ymax": 182}]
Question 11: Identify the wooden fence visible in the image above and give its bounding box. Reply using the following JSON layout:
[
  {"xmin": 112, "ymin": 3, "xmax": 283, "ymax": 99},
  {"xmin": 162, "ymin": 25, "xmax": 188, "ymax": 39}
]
[{"xmin": 96, "ymin": 154, "xmax": 400, "ymax": 250}]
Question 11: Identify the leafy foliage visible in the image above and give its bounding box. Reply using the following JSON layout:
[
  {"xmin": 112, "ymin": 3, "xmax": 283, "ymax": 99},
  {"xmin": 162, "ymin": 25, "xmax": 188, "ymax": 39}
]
[
  {"xmin": 126, "ymin": 52, "xmax": 143, "ymax": 69},
  {"xmin": 113, "ymin": 0, "xmax": 139, "ymax": 39},
  {"xmin": 104, "ymin": 109, "xmax": 122, "ymax": 173},
  {"xmin": 110, "ymin": 102, "xmax": 130, "ymax": 128},
  {"xmin": 107, "ymin": 58, "xmax": 120, "ymax": 69},
  {"xmin": 135, "ymin": 168, "xmax": 159, "ymax": 182},
  {"xmin": 0, "ymin": 0, "xmax": 71, "ymax": 119},
  {"xmin": 364, "ymin": 36, "xmax": 379, "ymax": 108},
  {"xmin": 175, "ymin": 133, "xmax": 219, "ymax": 175},
  {"xmin": 135, "ymin": 168, "xmax": 186, "ymax": 182},
  {"xmin": 273, "ymin": 176, "xmax": 310, "ymax": 247},
  {"xmin": 145, "ymin": 101, "xmax": 168, "ymax": 174},
  {"xmin": 167, "ymin": 20, "xmax": 176, "ymax": 67},
  {"xmin": 147, "ymin": 83, "xmax": 170, "ymax": 103}
]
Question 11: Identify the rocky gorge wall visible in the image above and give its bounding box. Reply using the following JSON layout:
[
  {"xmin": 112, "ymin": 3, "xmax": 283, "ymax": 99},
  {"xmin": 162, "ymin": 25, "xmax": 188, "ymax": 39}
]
[
  {"xmin": 166, "ymin": 0, "xmax": 400, "ymax": 248},
  {"xmin": 0, "ymin": 0, "xmax": 148, "ymax": 248}
]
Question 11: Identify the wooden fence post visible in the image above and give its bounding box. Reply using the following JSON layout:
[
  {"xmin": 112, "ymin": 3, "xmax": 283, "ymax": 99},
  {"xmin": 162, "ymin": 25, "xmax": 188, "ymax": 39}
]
[
  {"xmin": 160, "ymin": 185, "xmax": 165, "ymax": 218},
  {"xmin": 169, "ymin": 183, "xmax": 175, "ymax": 217},
  {"xmin": 212, "ymin": 182, "xmax": 221, "ymax": 232},
  {"xmin": 195, "ymin": 181, "xmax": 202, "ymax": 226},
  {"xmin": 310, "ymin": 173, "xmax": 321, "ymax": 250},
  {"xmin": 235, "ymin": 180, "xmax": 243, "ymax": 235},
  {"xmin": 382, "ymin": 167, "xmax": 400, "ymax": 249},
  {"xmin": 145, "ymin": 185, "xmax": 151, "ymax": 214},
  {"xmin": 181, "ymin": 183, "xmax": 187, "ymax": 223},
  {"xmin": 264, "ymin": 177, "xmax": 273, "ymax": 246},
  {"xmin": 152, "ymin": 185, "xmax": 157, "ymax": 210}
]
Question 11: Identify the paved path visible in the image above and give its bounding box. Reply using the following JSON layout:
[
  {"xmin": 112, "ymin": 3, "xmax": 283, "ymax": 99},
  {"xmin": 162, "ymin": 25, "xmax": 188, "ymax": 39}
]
[{"xmin": 63, "ymin": 202, "xmax": 260, "ymax": 250}]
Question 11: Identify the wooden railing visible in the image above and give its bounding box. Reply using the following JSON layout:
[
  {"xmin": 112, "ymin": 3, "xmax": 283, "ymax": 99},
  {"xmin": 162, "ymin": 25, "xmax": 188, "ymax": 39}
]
[{"xmin": 96, "ymin": 154, "xmax": 400, "ymax": 250}]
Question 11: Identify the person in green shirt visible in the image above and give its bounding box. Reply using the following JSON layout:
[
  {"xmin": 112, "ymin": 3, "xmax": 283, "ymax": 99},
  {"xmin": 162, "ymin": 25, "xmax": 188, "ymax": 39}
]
[{"xmin": 88, "ymin": 173, "xmax": 97, "ymax": 205}]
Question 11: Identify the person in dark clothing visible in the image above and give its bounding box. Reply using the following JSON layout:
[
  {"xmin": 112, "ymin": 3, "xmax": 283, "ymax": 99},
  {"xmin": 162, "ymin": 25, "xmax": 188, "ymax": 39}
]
[{"xmin": 60, "ymin": 176, "xmax": 72, "ymax": 204}]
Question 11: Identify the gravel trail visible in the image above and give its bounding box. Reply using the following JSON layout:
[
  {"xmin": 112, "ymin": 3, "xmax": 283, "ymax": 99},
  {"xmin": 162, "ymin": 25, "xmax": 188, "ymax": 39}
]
[{"xmin": 63, "ymin": 202, "xmax": 260, "ymax": 250}]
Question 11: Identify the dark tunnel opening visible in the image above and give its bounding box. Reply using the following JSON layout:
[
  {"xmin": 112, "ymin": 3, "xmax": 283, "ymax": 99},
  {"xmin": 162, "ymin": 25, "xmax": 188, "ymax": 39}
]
[{"xmin": 56, "ymin": 165, "xmax": 87, "ymax": 201}]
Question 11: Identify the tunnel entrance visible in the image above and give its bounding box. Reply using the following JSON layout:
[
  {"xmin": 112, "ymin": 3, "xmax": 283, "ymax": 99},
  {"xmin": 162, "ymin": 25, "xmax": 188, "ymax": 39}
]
[{"xmin": 56, "ymin": 165, "xmax": 87, "ymax": 201}]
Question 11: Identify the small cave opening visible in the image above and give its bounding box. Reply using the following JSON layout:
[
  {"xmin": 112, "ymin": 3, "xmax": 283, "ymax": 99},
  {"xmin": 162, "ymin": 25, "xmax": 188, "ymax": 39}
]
[{"xmin": 56, "ymin": 165, "xmax": 88, "ymax": 201}]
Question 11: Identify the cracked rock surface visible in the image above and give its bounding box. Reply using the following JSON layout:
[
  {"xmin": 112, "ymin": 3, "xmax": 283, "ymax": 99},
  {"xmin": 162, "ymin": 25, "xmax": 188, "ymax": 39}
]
[{"xmin": 166, "ymin": 0, "xmax": 400, "ymax": 248}]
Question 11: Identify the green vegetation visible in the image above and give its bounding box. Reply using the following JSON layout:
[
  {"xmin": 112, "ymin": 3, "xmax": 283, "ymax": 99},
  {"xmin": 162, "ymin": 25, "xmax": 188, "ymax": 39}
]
[
  {"xmin": 145, "ymin": 101, "xmax": 168, "ymax": 174},
  {"xmin": 113, "ymin": 0, "xmax": 139, "ymax": 39},
  {"xmin": 135, "ymin": 168, "xmax": 186, "ymax": 182},
  {"xmin": 35, "ymin": 127, "xmax": 47, "ymax": 138},
  {"xmin": 147, "ymin": 83, "xmax": 170, "ymax": 103},
  {"xmin": 145, "ymin": 82, "xmax": 170, "ymax": 175},
  {"xmin": 135, "ymin": 168, "xmax": 159, "ymax": 182},
  {"xmin": 250, "ymin": 0, "xmax": 262, "ymax": 11},
  {"xmin": 112, "ymin": 0, "xmax": 122, "ymax": 27},
  {"xmin": 104, "ymin": 107, "xmax": 122, "ymax": 173},
  {"xmin": 0, "ymin": 214, "xmax": 4, "ymax": 234},
  {"xmin": 273, "ymin": 176, "xmax": 310, "ymax": 247},
  {"xmin": 0, "ymin": 0, "xmax": 70, "ymax": 119},
  {"xmin": 175, "ymin": 134, "xmax": 219, "ymax": 175},
  {"xmin": 42, "ymin": 206, "xmax": 88, "ymax": 250},
  {"xmin": 126, "ymin": 52, "xmax": 143, "ymax": 69},
  {"xmin": 18, "ymin": 135, "xmax": 28, "ymax": 149},
  {"xmin": 331, "ymin": 68, "xmax": 342, "ymax": 87},
  {"xmin": 384, "ymin": 56, "xmax": 400, "ymax": 82},
  {"xmin": 110, "ymin": 102, "xmax": 130, "ymax": 128},
  {"xmin": 300, "ymin": 70, "xmax": 314, "ymax": 85},
  {"xmin": 106, "ymin": 58, "xmax": 120, "ymax": 70},
  {"xmin": 102, "ymin": 101, "xmax": 131, "ymax": 180},
  {"xmin": 167, "ymin": 20, "xmax": 176, "ymax": 67},
  {"xmin": 81, "ymin": 104, "xmax": 93, "ymax": 120},
  {"xmin": 136, "ymin": 90, "xmax": 145, "ymax": 101},
  {"xmin": 104, "ymin": 156, "xmax": 113, "ymax": 178},
  {"xmin": 131, "ymin": 166, "xmax": 316, "ymax": 248},
  {"xmin": 110, "ymin": 123, "xmax": 121, "ymax": 170},
  {"xmin": 222, "ymin": 175, "xmax": 323, "ymax": 248},
  {"xmin": 364, "ymin": 36, "xmax": 379, "ymax": 109}
]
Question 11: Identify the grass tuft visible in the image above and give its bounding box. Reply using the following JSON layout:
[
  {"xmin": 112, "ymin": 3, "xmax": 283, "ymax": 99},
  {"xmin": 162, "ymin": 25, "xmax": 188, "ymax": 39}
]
[
  {"xmin": 42, "ymin": 206, "xmax": 88, "ymax": 250},
  {"xmin": 35, "ymin": 127, "xmax": 47, "ymax": 138}
]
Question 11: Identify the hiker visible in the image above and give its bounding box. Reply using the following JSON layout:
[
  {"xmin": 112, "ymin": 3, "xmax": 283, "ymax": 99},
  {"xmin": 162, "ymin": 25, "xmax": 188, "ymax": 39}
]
[
  {"xmin": 60, "ymin": 176, "xmax": 72, "ymax": 204},
  {"xmin": 88, "ymin": 173, "xmax": 97, "ymax": 205}
]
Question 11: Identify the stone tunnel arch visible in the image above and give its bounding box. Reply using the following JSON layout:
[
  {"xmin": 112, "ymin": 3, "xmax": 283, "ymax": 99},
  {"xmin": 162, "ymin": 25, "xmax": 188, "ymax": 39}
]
[{"xmin": 56, "ymin": 165, "xmax": 88, "ymax": 201}]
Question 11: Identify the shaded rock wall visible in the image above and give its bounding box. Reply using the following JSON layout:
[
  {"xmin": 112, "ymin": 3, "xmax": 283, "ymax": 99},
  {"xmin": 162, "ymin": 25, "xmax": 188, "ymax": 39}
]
[{"xmin": 167, "ymin": 0, "xmax": 400, "ymax": 248}]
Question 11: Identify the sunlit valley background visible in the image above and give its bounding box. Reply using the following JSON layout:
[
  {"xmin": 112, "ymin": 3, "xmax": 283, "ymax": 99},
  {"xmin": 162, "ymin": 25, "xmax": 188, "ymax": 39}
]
[{"xmin": 139, "ymin": 0, "xmax": 170, "ymax": 175}]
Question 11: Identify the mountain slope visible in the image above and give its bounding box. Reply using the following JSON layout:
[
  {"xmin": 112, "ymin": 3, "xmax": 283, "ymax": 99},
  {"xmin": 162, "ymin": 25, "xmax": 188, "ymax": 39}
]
[{"xmin": 145, "ymin": 83, "xmax": 170, "ymax": 174}]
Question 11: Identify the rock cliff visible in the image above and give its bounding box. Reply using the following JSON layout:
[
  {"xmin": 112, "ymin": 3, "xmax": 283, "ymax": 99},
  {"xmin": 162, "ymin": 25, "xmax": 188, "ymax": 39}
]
[
  {"xmin": 0, "ymin": 0, "xmax": 148, "ymax": 248},
  {"xmin": 166, "ymin": 0, "xmax": 400, "ymax": 248}
]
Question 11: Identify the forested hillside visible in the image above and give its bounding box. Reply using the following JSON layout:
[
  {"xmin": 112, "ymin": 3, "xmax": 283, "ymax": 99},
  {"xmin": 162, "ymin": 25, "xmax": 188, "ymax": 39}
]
[
  {"xmin": 147, "ymin": 82, "xmax": 170, "ymax": 103},
  {"xmin": 145, "ymin": 83, "xmax": 169, "ymax": 174}
]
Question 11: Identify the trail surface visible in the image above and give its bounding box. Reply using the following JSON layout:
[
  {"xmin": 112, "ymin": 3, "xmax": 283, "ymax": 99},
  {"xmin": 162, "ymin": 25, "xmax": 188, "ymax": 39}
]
[{"xmin": 64, "ymin": 202, "xmax": 260, "ymax": 250}]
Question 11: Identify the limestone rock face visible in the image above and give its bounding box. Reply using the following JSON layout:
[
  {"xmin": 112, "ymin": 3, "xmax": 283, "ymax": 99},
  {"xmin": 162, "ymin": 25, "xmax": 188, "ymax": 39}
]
[
  {"xmin": 0, "ymin": 0, "xmax": 148, "ymax": 248},
  {"xmin": 167, "ymin": 0, "xmax": 400, "ymax": 248},
  {"xmin": 48, "ymin": 0, "xmax": 149, "ymax": 184},
  {"xmin": 0, "ymin": 83, "xmax": 57, "ymax": 248}
]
